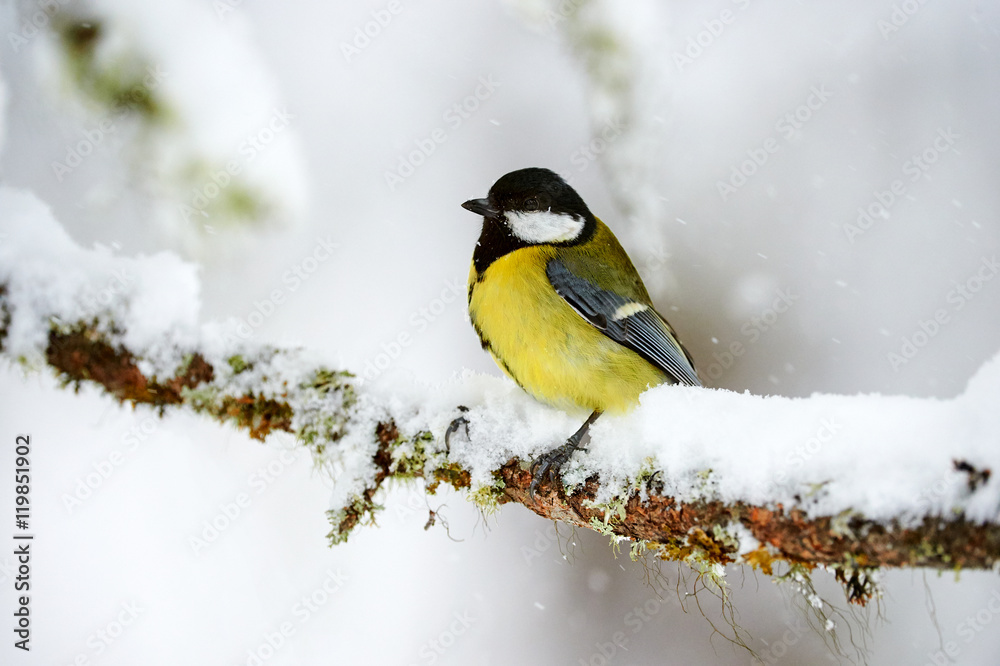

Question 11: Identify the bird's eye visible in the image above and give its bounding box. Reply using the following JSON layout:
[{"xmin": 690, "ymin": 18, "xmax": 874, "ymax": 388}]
[{"xmin": 524, "ymin": 197, "xmax": 539, "ymax": 211}]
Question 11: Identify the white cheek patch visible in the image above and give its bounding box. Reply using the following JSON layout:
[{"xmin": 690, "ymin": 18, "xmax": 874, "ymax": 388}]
[{"xmin": 505, "ymin": 210, "xmax": 585, "ymax": 244}]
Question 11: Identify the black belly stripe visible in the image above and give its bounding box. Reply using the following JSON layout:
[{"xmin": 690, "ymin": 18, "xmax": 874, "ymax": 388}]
[
  {"xmin": 471, "ymin": 319, "xmax": 488, "ymax": 350},
  {"xmin": 495, "ymin": 354, "xmax": 519, "ymax": 385},
  {"xmin": 474, "ymin": 328, "xmax": 527, "ymax": 392}
]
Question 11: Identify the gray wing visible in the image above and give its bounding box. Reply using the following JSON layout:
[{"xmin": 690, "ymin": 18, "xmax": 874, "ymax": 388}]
[{"xmin": 546, "ymin": 259, "xmax": 701, "ymax": 387}]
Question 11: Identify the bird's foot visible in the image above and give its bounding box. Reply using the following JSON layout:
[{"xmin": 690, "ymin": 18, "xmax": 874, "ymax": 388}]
[
  {"xmin": 528, "ymin": 441, "xmax": 586, "ymax": 500},
  {"xmin": 527, "ymin": 410, "xmax": 601, "ymax": 501},
  {"xmin": 444, "ymin": 406, "xmax": 470, "ymax": 451}
]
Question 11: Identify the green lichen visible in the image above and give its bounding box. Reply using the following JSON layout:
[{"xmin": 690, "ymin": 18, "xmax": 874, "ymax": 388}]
[
  {"xmin": 711, "ymin": 524, "xmax": 740, "ymax": 554},
  {"xmin": 804, "ymin": 480, "xmax": 831, "ymax": 498},
  {"xmin": 175, "ymin": 353, "xmax": 196, "ymax": 377},
  {"xmin": 583, "ymin": 458, "xmax": 658, "ymax": 536},
  {"xmin": 180, "ymin": 384, "xmax": 221, "ymax": 412},
  {"xmin": 307, "ymin": 368, "xmax": 356, "ymax": 402},
  {"xmin": 694, "ymin": 468, "xmax": 717, "ymax": 498},
  {"xmin": 911, "ymin": 537, "xmax": 950, "ymax": 565},
  {"xmin": 632, "ymin": 457, "xmax": 660, "ymax": 493},
  {"xmin": 776, "ymin": 561, "xmax": 816, "ymax": 586},
  {"xmin": 686, "ymin": 552, "xmax": 728, "ymax": 593},
  {"xmin": 629, "ymin": 538, "xmax": 652, "ymax": 562},
  {"xmin": 322, "ymin": 418, "xmax": 475, "ymax": 545},
  {"xmin": 830, "ymin": 509, "xmax": 858, "ymax": 540},
  {"xmin": 585, "ymin": 495, "xmax": 628, "ymax": 531},
  {"xmin": 428, "ymin": 462, "xmax": 472, "ymax": 495},
  {"xmin": 296, "ymin": 369, "xmax": 354, "ymax": 456},
  {"xmin": 180, "ymin": 379, "xmax": 291, "ymax": 440},
  {"xmin": 390, "ymin": 430, "xmax": 435, "ymax": 479},
  {"xmin": 325, "ymin": 495, "xmax": 383, "ymax": 546},
  {"xmin": 467, "ymin": 476, "xmax": 506, "ymax": 516},
  {"xmin": 587, "ymin": 514, "xmax": 614, "ymax": 538},
  {"xmin": 582, "ymin": 494, "xmax": 631, "ymax": 558},
  {"xmin": 227, "ymin": 355, "xmax": 249, "ymax": 375}
]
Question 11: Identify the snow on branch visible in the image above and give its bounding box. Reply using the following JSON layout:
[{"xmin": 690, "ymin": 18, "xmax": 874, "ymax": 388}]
[{"xmin": 2, "ymin": 186, "xmax": 1000, "ymax": 606}]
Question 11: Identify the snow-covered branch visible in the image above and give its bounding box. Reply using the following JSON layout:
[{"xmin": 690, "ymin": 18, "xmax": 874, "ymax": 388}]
[{"xmin": 2, "ymin": 186, "xmax": 999, "ymax": 606}]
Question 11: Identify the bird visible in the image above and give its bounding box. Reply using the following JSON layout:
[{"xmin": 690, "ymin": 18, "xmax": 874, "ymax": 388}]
[{"xmin": 458, "ymin": 167, "xmax": 701, "ymax": 498}]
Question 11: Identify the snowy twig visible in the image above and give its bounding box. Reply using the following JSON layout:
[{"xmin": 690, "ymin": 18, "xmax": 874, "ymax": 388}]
[
  {"xmin": 2, "ymin": 188, "xmax": 999, "ymax": 607},
  {"xmin": 4, "ymin": 302, "xmax": 1000, "ymax": 601}
]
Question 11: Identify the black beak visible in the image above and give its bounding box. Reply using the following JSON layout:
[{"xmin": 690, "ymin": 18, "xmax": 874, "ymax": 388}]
[{"xmin": 462, "ymin": 198, "xmax": 501, "ymax": 220}]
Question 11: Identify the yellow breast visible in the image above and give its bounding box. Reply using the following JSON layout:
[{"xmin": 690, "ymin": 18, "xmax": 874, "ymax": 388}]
[{"xmin": 468, "ymin": 247, "xmax": 668, "ymax": 414}]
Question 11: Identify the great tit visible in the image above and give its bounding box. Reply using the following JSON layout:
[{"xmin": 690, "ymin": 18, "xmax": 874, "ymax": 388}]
[{"xmin": 460, "ymin": 167, "xmax": 701, "ymax": 497}]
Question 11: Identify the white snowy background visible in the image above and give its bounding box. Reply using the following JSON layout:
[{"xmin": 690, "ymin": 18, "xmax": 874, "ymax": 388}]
[{"xmin": 2, "ymin": 1, "xmax": 1000, "ymax": 665}]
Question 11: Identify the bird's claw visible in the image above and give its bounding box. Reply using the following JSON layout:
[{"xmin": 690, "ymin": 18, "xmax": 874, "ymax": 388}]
[
  {"xmin": 444, "ymin": 406, "xmax": 470, "ymax": 452},
  {"xmin": 528, "ymin": 442, "xmax": 585, "ymax": 501}
]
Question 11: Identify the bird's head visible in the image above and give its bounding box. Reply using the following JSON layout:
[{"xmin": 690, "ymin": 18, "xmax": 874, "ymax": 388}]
[{"xmin": 462, "ymin": 167, "xmax": 595, "ymax": 245}]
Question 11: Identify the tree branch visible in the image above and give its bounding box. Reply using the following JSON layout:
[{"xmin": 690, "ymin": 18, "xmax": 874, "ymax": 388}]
[
  {"xmin": 5, "ymin": 305, "xmax": 998, "ymax": 607},
  {"xmin": 2, "ymin": 198, "xmax": 998, "ymax": 608}
]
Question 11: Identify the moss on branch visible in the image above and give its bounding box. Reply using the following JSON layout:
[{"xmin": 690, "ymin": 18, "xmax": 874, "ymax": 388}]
[{"xmin": 3, "ymin": 305, "xmax": 999, "ymax": 607}]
